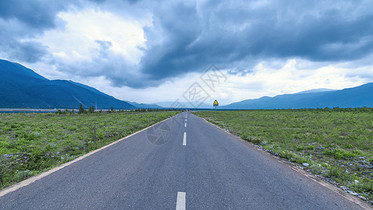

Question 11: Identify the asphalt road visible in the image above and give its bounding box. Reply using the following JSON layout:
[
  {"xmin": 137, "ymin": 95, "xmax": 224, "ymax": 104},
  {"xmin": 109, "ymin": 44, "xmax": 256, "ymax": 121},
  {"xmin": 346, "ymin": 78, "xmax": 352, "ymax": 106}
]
[{"xmin": 0, "ymin": 112, "xmax": 367, "ymax": 209}]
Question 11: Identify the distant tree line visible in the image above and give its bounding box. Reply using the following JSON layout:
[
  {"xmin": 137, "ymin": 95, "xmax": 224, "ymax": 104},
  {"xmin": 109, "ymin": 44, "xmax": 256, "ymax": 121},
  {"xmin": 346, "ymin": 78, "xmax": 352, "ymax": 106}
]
[
  {"xmin": 228, "ymin": 107, "xmax": 373, "ymax": 113},
  {"xmin": 288, "ymin": 107, "xmax": 373, "ymax": 113},
  {"xmin": 54, "ymin": 104, "xmax": 183, "ymax": 114}
]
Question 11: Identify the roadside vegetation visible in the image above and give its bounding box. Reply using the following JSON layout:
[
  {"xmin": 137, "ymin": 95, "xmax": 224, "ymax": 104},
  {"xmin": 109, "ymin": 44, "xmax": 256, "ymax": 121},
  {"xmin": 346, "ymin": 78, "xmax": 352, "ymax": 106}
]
[
  {"xmin": 196, "ymin": 108, "xmax": 373, "ymax": 202},
  {"xmin": 0, "ymin": 110, "xmax": 179, "ymax": 189}
]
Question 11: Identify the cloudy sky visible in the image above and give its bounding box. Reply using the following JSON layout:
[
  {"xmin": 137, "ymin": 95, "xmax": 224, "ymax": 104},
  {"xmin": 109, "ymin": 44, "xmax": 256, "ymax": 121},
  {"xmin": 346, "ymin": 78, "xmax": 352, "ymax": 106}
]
[{"xmin": 1, "ymin": 0, "xmax": 373, "ymax": 106}]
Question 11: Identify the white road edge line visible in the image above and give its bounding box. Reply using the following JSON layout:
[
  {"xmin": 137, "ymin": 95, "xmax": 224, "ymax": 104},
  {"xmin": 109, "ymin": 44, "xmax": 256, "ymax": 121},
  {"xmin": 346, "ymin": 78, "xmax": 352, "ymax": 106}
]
[
  {"xmin": 183, "ymin": 132, "xmax": 187, "ymax": 146},
  {"xmin": 176, "ymin": 192, "xmax": 186, "ymax": 210},
  {"xmin": 185, "ymin": 123, "xmax": 187, "ymax": 127},
  {"xmin": 0, "ymin": 115, "xmax": 177, "ymax": 198}
]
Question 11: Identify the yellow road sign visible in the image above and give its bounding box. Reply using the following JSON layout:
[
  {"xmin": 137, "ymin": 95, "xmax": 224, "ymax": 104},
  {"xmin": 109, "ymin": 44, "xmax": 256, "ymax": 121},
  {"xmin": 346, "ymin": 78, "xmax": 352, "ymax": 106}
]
[{"xmin": 213, "ymin": 100, "xmax": 219, "ymax": 106}]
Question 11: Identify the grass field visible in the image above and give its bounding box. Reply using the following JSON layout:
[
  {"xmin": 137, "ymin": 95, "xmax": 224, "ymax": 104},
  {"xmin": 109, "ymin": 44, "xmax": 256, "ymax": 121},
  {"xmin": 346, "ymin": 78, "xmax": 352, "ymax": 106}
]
[
  {"xmin": 196, "ymin": 108, "xmax": 373, "ymax": 201},
  {"xmin": 0, "ymin": 111, "xmax": 179, "ymax": 189}
]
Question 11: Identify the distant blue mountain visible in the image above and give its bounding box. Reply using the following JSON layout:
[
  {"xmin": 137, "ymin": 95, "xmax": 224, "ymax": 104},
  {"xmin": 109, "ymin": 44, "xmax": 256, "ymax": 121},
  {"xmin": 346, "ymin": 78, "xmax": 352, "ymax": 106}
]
[
  {"xmin": 0, "ymin": 59, "xmax": 135, "ymax": 109},
  {"xmin": 156, "ymin": 101, "xmax": 212, "ymax": 109},
  {"xmin": 296, "ymin": 88, "xmax": 335, "ymax": 94},
  {"xmin": 222, "ymin": 84, "xmax": 373, "ymax": 109},
  {"xmin": 128, "ymin": 101, "xmax": 163, "ymax": 109}
]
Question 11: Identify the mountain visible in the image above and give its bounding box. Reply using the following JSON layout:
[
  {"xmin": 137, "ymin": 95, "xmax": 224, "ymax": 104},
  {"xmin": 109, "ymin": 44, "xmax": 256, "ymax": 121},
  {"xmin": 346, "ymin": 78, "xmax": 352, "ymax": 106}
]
[
  {"xmin": 128, "ymin": 101, "xmax": 163, "ymax": 109},
  {"xmin": 156, "ymin": 101, "xmax": 212, "ymax": 109},
  {"xmin": 222, "ymin": 83, "xmax": 373, "ymax": 109},
  {"xmin": 296, "ymin": 88, "xmax": 335, "ymax": 94},
  {"xmin": 68, "ymin": 81, "xmax": 161, "ymax": 109},
  {"xmin": 0, "ymin": 59, "xmax": 135, "ymax": 109}
]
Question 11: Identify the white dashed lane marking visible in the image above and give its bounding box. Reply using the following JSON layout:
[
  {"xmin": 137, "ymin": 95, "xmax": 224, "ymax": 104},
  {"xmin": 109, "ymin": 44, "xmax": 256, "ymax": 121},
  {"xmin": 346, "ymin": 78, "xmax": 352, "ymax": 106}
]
[
  {"xmin": 183, "ymin": 132, "xmax": 186, "ymax": 146},
  {"xmin": 176, "ymin": 192, "xmax": 186, "ymax": 210}
]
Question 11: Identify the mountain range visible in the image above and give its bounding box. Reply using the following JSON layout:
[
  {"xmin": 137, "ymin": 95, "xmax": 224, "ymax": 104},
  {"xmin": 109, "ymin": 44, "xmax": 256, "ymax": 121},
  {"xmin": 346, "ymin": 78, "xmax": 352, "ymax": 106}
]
[
  {"xmin": 0, "ymin": 59, "xmax": 148, "ymax": 109},
  {"xmin": 1, "ymin": 59, "xmax": 372, "ymax": 110},
  {"xmin": 222, "ymin": 83, "xmax": 373, "ymax": 109}
]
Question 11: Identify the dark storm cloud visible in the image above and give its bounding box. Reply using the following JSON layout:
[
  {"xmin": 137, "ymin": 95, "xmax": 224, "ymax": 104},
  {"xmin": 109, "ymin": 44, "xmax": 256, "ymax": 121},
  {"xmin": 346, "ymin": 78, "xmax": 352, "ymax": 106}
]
[
  {"xmin": 0, "ymin": 0, "xmax": 75, "ymax": 63},
  {"xmin": 8, "ymin": 41, "xmax": 49, "ymax": 63},
  {"xmin": 0, "ymin": 0, "xmax": 69, "ymax": 30},
  {"xmin": 1, "ymin": 0, "xmax": 373, "ymax": 87},
  {"xmin": 0, "ymin": 26, "xmax": 50, "ymax": 63},
  {"xmin": 137, "ymin": 0, "xmax": 373, "ymax": 83}
]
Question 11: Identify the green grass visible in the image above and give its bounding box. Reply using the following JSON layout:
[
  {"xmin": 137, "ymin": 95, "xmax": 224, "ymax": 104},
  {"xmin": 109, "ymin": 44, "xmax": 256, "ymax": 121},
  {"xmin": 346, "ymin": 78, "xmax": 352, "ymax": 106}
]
[
  {"xmin": 0, "ymin": 111, "xmax": 179, "ymax": 189},
  {"xmin": 195, "ymin": 109, "xmax": 373, "ymax": 201}
]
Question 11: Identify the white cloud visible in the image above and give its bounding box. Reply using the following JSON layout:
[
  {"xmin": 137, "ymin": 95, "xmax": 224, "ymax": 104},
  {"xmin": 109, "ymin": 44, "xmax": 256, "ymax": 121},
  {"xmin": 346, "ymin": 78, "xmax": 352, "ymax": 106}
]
[
  {"xmin": 69, "ymin": 59, "xmax": 371, "ymax": 106},
  {"xmin": 79, "ymin": 71, "xmax": 204, "ymax": 104},
  {"xmin": 19, "ymin": 7, "xmax": 155, "ymax": 86},
  {"xmin": 32, "ymin": 8, "xmax": 149, "ymax": 67}
]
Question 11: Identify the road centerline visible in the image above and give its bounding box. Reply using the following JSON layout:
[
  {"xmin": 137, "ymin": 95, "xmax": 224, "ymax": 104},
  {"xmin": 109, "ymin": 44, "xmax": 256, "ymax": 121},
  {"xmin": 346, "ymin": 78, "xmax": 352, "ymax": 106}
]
[
  {"xmin": 176, "ymin": 192, "xmax": 186, "ymax": 210},
  {"xmin": 183, "ymin": 132, "xmax": 187, "ymax": 146}
]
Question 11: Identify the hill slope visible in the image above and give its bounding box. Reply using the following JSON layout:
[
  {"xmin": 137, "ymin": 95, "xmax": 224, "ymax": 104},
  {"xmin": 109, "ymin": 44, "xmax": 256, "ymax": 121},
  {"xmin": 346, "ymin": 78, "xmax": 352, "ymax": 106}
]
[
  {"xmin": 127, "ymin": 102, "xmax": 163, "ymax": 109},
  {"xmin": 0, "ymin": 59, "xmax": 135, "ymax": 109},
  {"xmin": 222, "ymin": 83, "xmax": 373, "ymax": 109}
]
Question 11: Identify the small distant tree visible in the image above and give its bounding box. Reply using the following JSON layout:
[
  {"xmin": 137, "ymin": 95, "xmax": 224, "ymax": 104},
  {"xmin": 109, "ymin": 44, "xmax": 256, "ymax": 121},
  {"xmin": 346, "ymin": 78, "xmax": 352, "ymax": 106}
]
[
  {"xmin": 78, "ymin": 104, "xmax": 85, "ymax": 114},
  {"xmin": 88, "ymin": 106, "xmax": 95, "ymax": 113},
  {"xmin": 111, "ymin": 106, "xmax": 114, "ymax": 112}
]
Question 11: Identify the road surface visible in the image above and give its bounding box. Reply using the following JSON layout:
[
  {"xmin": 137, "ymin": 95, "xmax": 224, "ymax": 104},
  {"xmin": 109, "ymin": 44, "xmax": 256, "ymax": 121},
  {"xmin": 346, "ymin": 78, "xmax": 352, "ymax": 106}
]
[{"xmin": 0, "ymin": 112, "xmax": 368, "ymax": 209}]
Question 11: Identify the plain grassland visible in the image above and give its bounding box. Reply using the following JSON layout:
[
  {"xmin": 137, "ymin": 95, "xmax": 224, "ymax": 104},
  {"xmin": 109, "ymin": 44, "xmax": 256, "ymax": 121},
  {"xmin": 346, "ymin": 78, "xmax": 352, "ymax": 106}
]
[
  {"xmin": 0, "ymin": 111, "xmax": 179, "ymax": 190},
  {"xmin": 196, "ymin": 108, "xmax": 373, "ymax": 202}
]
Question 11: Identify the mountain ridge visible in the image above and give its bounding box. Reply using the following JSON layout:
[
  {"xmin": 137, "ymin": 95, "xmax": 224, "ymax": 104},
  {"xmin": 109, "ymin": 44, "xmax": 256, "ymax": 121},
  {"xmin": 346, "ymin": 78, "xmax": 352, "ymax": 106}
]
[
  {"xmin": 222, "ymin": 83, "xmax": 373, "ymax": 109},
  {"xmin": 0, "ymin": 59, "xmax": 138, "ymax": 109}
]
